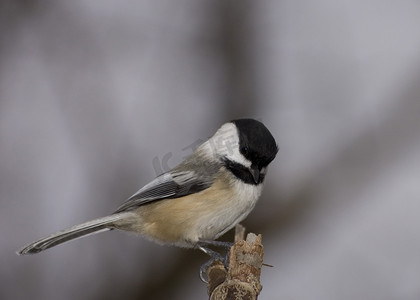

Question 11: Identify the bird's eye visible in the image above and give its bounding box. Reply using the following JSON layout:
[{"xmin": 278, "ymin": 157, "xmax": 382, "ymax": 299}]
[{"xmin": 241, "ymin": 146, "xmax": 249, "ymax": 155}]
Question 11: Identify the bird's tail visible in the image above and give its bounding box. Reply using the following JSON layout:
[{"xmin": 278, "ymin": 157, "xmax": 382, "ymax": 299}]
[{"xmin": 17, "ymin": 213, "xmax": 127, "ymax": 255}]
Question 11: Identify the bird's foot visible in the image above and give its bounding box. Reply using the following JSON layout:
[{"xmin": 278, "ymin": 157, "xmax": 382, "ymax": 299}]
[{"xmin": 197, "ymin": 240, "xmax": 233, "ymax": 283}]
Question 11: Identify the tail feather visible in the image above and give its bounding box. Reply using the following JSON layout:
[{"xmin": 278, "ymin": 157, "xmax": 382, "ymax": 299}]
[{"xmin": 17, "ymin": 214, "xmax": 126, "ymax": 255}]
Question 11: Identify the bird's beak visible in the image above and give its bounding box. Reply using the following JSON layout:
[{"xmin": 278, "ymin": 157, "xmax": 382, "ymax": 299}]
[{"xmin": 250, "ymin": 164, "xmax": 260, "ymax": 184}]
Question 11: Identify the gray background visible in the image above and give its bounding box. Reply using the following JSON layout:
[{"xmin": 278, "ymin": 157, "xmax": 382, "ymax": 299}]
[{"xmin": 2, "ymin": 0, "xmax": 420, "ymax": 299}]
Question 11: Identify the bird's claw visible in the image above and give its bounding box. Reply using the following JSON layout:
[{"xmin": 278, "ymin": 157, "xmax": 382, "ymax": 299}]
[{"xmin": 197, "ymin": 244, "xmax": 231, "ymax": 283}]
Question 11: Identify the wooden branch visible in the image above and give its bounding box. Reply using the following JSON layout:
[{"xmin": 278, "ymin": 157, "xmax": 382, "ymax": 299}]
[{"xmin": 207, "ymin": 225, "xmax": 264, "ymax": 300}]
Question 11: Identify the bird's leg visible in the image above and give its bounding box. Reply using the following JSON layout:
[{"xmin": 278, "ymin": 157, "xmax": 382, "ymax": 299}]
[
  {"xmin": 196, "ymin": 240, "xmax": 234, "ymax": 282},
  {"xmin": 199, "ymin": 239, "xmax": 233, "ymax": 269},
  {"xmin": 199, "ymin": 239, "xmax": 234, "ymax": 250},
  {"xmin": 197, "ymin": 246, "xmax": 224, "ymax": 282}
]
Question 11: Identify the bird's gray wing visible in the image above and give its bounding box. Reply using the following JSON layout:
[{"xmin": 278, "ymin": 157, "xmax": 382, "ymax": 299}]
[{"xmin": 114, "ymin": 170, "xmax": 213, "ymax": 213}]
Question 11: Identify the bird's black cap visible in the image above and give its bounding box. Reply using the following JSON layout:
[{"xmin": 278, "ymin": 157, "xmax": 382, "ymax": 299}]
[{"xmin": 231, "ymin": 118, "xmax": 278, "ymax": 169}]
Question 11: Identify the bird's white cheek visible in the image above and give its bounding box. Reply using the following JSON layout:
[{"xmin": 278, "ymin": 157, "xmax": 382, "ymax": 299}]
[
  {"xmin": 201, "ymin": 122, "xmax": 252, "ymax": 168},
  {"xmin": 226, "ymin": 149, "xmax": 252, "ymax": 168}
]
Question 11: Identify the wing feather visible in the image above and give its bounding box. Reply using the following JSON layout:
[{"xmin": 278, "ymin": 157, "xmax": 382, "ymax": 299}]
[{"xmin": 114, "ymin": 171, "xmax": 212, "ymax": 213}]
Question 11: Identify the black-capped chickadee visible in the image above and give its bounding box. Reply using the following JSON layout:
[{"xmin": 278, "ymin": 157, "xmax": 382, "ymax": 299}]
[{"xmin": 17, "ymin": 118, "xmax": 278, "ymax": 277}]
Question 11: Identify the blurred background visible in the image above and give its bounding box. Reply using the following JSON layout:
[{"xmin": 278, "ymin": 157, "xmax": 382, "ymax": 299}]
[{"xmin": 1, "ymin": 0, "xmax": 420, "ymax": 299}]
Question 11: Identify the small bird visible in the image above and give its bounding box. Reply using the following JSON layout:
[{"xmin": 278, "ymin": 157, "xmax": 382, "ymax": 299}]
[{"xmin": 17, "ymin": 118, "xmax": 278, "ymax": 279}]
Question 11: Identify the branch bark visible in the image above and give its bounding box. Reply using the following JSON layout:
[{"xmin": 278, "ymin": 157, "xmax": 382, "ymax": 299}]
[{"xmin": 207, "ymin": 225, "xmax": 264, "ymax": 300}]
